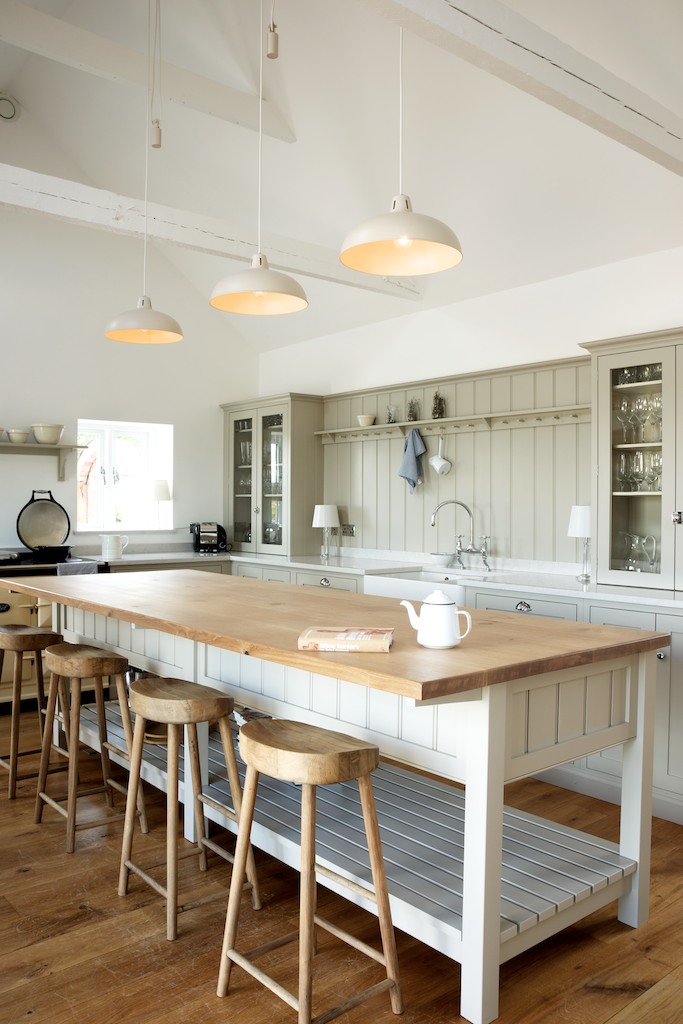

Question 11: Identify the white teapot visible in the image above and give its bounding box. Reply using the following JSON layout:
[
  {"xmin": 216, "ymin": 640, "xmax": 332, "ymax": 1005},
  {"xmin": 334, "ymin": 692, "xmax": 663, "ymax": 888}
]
[{"xmin": 401, "ymin": 590, "xmax": 472, "ymax": 649}]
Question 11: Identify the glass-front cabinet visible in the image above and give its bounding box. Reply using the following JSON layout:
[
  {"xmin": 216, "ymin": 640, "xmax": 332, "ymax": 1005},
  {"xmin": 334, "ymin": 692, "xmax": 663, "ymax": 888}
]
[
  {"xmin": 222, "ymin": 394, "xmax": 324, "ymax": 558},
  {"xmin": 589, "ymin": 333, "xmax": 680, "ymax": 590}
]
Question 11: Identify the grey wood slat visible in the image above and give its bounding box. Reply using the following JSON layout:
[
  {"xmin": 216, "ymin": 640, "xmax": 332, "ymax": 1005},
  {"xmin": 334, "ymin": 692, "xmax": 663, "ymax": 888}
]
[{"xmin": 81, "ymin": 708, "xmax": 636, "ymax": 948}]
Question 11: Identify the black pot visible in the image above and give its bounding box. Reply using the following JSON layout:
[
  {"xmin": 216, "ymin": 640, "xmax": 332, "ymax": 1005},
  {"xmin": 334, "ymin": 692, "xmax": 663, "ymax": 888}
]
[{"xmin": 31, "ymin": 545, "xmax": 72, "ymax": 564}]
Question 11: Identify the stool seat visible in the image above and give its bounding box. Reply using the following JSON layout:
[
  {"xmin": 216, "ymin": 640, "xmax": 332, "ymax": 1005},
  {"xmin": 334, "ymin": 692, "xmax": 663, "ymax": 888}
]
[
  {"xmin": 35, "ymin": 641, "xmax": 146, "ymax": 852},
  {"xmin": 217, "ymin": 718, "xmax": 403, "ymax": 1023},
  {"xmin": 119, "ymin": 679, "xmax": 260, "ymax": 940},
  {"xmin": 128, "ymin": 676, "xmax": 234, "ymax": 725},
  {"xmin": 0, "ymin": 625, "xmax": 62, "ymax": 799},
  {"xmin": 0, "ymin": 624, "xmax": 62, "ymax": 651},
  {"xmin": 44, "ymin": 642, "xmax": 128, "ymax": 679},
  {"xmin": 240, "ymin": 718, "xmax": 380, "ymax": 785}
]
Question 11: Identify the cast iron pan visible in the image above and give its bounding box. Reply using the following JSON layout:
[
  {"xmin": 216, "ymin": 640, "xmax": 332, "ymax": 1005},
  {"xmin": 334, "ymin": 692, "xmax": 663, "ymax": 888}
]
[{"xmin": 17, "ymin": 490, "xmax": 71, "ymax": 562}]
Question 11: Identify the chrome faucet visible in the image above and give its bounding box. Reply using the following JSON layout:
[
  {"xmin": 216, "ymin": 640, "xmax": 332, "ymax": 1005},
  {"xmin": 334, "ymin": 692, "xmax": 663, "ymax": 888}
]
[{"xmin": 431, "ymin": 500, "xmax": 492, "ymax": 571}]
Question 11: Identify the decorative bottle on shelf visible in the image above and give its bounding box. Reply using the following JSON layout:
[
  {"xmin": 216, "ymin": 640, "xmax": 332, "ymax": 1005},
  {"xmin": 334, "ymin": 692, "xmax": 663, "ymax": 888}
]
[
  {"xmin": 432, "ymin": 390, "xmax": 446, "ymax": 419},
  {"xmin": 407, "ymin": 399, "xmax": 420, "ymax": 421}
]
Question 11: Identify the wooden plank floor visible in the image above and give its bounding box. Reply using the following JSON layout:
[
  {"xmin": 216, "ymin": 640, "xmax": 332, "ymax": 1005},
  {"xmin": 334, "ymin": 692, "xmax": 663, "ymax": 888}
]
[{"xmin": 2, "ymin": 709, "xmax": 683, "ymax": 1024}]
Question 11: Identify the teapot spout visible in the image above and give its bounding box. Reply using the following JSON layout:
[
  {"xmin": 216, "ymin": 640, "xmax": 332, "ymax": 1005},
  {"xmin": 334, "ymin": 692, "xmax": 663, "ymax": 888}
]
[{"xmin": 400, "ymin": 599, "xmax": 420, "ymax": 631}]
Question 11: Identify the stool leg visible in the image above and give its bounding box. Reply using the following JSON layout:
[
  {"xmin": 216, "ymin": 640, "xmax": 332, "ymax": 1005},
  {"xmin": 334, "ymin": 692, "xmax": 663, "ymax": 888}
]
[
  {"xmin": 217, "ymin": 764, "xmax": 259, "ymax": 997},
  {"xmin": 35, "ymin": 672, "xmax": 60, "ymax": 824},
  {"xmin": 167, "ymin": 722, "xmax": 180, "ymax": 941},
  {"xmin": 358, "ymin": 774, "xmax": 403, "ymax": 1014},
  {"xmin": 65, "ymin": 677, "xmax": 82, "ymax": 853},
  {"xmin": 34, "ymin": 647, "xmax": 47, "ymax": 741},
  {"xmin": 299, "ymin": 783, "xmax": 316, "ymax": 1024},
  {"xmin": 217, "ymin": 716, "xmax": 261, "ymax": 910},
  {"xmin": 118, "ymin": 712, "xmax": 146, "ymax": 897},
  {"xmin": 114, "ymin": 674, "xmax": 148, "ymax": 833},
  {"xmin": 7, "ymin": 651, "xmax": 23, "ymax": 799},
  {"xmin": 187, "ymin": 723, "xmax": 208, "ymax": 872},
  {"xmin": 95, "ymin": 680, "xmax": 115, "ymax": 808}
]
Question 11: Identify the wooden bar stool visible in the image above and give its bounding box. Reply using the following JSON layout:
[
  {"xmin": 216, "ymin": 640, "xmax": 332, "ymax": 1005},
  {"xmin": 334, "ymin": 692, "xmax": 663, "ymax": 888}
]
[
  {"xmin": 0, "ymin": 624, "xmax": 62, "ymax": 798},
  {"xmin": 118, "ymin": 677, "xmax": 261, "ymax": 941},
  {"xmin": 35, "ymin": 642, "xmax": 147, "ymax": 853},
  {"xmin": 217, "ymin": 718, "xmax": 403, "ymax": 1024}
]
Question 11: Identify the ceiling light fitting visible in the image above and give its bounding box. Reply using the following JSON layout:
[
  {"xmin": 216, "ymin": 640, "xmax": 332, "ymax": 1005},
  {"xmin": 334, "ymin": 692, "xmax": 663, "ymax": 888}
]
[
  {"xmin": 210, "ymin": 0, "xmax": 307, "ymax": 316},
  {"xmin": 104, "ymin": 0, "xmax": 182, "ymax": 344},
  {"xmin": 339, "ymin": 28, "xmax": 462, "ymax": 277}
]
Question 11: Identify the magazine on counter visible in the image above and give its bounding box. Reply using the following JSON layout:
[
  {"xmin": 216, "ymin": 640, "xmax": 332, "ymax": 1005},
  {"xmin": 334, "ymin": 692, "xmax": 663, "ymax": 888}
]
[{"xmin": 297, "ymin": 626, "xmax": 394, "ymax": 653}]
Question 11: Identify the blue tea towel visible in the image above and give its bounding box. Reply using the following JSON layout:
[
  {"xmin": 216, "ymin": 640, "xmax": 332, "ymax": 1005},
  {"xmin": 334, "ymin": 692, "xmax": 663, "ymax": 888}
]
[{"xmin": 398, "ymin": 428, "xmax": 427, "ymax": 493}]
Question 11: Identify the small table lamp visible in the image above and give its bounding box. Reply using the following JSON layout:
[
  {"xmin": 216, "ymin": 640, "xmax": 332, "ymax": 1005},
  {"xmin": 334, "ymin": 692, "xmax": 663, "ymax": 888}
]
[
  {"xmin": 312, "ymin": 504, "xmax": 340, "ymax": 561},
  {"xmin": 152, "ymin": 479, "xmax": 171, "ymax": 528},
  {"xmin": 567, "ymin": 505, "xmax": 592, "ymax": 582}
]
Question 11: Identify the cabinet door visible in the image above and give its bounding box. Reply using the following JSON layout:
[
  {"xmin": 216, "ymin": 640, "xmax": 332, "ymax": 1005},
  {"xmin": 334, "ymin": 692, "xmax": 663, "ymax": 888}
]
[
  {"xmin": 257, "ymin": 408, "xmax": 286, "ymax": 556},
  {"xmin": 596, "ymin": 346, "xmax": 675, "ymax": 588},
  {"xmin": 229, "ymin": 411, "xmax": 256, "ymax": 552}
]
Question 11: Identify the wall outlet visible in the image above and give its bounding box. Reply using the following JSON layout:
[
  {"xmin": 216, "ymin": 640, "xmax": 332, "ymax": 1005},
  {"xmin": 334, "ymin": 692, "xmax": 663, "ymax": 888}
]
[{"xmin": 342, "ymin": 523, "xmax": 356, "ymax": 537}]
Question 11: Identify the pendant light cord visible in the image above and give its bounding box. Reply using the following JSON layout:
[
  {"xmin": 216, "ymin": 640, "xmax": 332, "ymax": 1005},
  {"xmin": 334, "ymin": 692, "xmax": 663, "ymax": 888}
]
[
  {"xmin": 398, "ymin": 26, "xmax": 403, "ymax": 196},
  {"xmin": 257, "ymin": 0, "xmax": 264, "ymax": 254},
  {"xmin": 143, "ymin": 0, "xmax": 163, "ymax": 296}
]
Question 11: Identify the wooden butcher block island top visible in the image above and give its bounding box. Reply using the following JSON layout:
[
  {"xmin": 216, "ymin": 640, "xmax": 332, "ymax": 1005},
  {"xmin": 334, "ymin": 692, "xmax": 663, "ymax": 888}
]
[{"xmin": 4, "ymin": 569, "xmax": 669, "ymax": 702}]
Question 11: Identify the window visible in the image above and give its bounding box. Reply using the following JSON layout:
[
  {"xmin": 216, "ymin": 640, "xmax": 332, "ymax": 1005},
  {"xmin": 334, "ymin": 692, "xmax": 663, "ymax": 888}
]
[{"xmin": 77, "ymin": 419, "xmax": 173, "ymax": 531}]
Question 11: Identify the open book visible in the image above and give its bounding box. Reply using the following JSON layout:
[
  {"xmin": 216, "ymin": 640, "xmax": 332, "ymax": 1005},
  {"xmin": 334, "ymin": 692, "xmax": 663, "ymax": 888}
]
[{"xmin": 297, "ymin": 626, "xmax": 394, "ymax": 653}]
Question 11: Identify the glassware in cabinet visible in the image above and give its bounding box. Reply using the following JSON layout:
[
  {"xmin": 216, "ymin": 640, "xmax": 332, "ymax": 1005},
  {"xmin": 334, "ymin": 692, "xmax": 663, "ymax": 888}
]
[{"xmin": 596, "ymin": 345, "xmax": 674, "ymax": 588}]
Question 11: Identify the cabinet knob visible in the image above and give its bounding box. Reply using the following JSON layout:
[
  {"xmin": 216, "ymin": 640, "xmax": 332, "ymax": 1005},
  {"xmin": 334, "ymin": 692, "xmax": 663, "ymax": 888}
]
[
  {"xmin": 657, "ymin": 651, "xmax": 666, "ymax": 659},
  {"xmin": 254, "ymin": 506, "xmax": 260, "ymax": 515},
  {"xmin": 319, "ymin": 577, "xmax": 331, "ymax": 587},
  {"xmin": 673, "ymin": 512, "xmax": 683, "ymax": 525},
  {"xmin": 515, "ymin": 600, "xmax": 531, "ymax": 613}
]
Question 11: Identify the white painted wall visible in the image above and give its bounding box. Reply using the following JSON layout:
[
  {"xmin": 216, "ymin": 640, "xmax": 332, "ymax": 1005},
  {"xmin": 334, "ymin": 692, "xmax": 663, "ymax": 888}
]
[
  {"xmin": 258, "ymin": 247, "xmax": 683, "ymax": 396},
  {"xmin": 0, "ymin": 206, "xmax": 258, "ymax": 549}
]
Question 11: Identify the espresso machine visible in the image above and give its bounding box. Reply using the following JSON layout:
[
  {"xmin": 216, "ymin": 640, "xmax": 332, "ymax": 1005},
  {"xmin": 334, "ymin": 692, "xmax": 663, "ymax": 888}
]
[{"xmin": 189, "ymin": 522, "xmax": 229, "ymax": 553}]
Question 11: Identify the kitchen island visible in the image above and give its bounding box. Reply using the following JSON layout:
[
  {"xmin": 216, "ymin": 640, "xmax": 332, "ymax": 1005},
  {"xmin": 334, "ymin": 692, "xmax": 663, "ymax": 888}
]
[{"xmin": 3, "ymin": 570, "xmax": 668, "ymax": 1024}]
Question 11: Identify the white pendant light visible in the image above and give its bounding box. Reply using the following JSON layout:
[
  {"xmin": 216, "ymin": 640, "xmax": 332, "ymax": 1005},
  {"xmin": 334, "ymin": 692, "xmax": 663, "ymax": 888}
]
[
  {"xmin": 210, "ymin": 0, "xmax": 307, "ymax": 315},
  {"xmin": 105, "ymin": 0, "xmax": 182, "ymax": 344},
  {"xmin": 340, "ymin": 28, "xmax": 462, "ymax": 277}
]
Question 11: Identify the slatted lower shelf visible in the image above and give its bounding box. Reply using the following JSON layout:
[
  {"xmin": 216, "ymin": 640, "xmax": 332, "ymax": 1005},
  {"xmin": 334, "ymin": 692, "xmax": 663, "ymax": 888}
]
[{"xmin": 80, "ymin": 703, "xmax": 636, "ymax": 964}]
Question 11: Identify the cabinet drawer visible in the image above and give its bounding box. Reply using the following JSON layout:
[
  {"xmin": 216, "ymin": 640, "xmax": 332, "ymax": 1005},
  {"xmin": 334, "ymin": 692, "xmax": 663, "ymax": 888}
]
[
  {"xmin": 472, "ymin": 590, "xmax": 579, "ymax": 621},
  {"xmin": 295, "ymin": 571, "xmax": 357, "ymax": 592}
]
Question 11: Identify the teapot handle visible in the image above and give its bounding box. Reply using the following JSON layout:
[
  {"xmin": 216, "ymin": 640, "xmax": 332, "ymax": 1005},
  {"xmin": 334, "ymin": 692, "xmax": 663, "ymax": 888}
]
[{"xmin": 456, "ymin": 609, "xmax": 472, "ymax": 640}]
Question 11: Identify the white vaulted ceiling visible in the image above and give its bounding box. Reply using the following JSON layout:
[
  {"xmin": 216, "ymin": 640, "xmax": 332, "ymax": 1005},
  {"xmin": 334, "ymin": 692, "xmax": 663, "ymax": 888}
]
[{"xmin": 1, "ymin": 0, "xmax": 683, "ymax": 359}]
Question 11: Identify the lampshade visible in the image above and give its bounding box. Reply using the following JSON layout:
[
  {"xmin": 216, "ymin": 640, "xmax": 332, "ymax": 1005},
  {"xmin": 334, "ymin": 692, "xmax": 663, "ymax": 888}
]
[
  {"xmin": 340, "ymin": 194, "xmax": 462, "ymax": 277},
  {"xmin": 339, "ymin": 28, "xmax": 462, "ymax": 278},
  {"xmin": 210, "ymin": 254, "xmax": 308, "ymax": 316},
  {"xmin": 567, "ymin": 505, "xmax": 592, "ymax": 538},
  {"xmin": 105, "ymin": 296, "xmax": 183, "ymax": 345},
  {"xmin": 104, "ymin": 2, "xmax": 181, "ymax": 345},
  {"xmin": 209, "ymin": 2, "xmax": 308, "ymax": 316},
  {"xmin": 151, "ymin": 478, "xmax": 171, "ymax": 502},
  {"xmin": 312, "ymin": 504, "xmax": 340, "ymax": 529}
]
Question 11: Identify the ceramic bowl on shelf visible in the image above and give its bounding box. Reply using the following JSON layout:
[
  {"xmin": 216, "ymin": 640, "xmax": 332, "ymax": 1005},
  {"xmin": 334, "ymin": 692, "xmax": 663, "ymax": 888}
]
[
  {"xmin": 356, "ymin": 414, "xmax": 376, "ymax": 427},
  {"xmin": 7, "ymin": 428, "xmax": 30, "ymax": 444},
  {"xmin": 31, "ymin": 424, "xmax": 65, "ymax": 445}
]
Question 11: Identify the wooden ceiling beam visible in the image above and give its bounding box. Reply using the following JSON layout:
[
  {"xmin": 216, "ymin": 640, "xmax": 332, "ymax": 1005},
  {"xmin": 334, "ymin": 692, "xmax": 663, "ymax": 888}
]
[
  {"xmin": 0, "ymin": 0, "xmax": 294, "ymax": 142},
  {"xmin": 0, "ymin": 162, "xmax": 420, "ymax": 299},
  {"xmin": 365, "ymin": 0, "xmax": 683, "ymax": 176}
]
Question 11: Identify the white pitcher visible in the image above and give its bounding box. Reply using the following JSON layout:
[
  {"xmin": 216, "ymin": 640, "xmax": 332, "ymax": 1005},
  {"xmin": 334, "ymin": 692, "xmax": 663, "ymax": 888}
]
[{"xmin": 100, "ymin": 534, "xmax": 129, "ymax": 560}]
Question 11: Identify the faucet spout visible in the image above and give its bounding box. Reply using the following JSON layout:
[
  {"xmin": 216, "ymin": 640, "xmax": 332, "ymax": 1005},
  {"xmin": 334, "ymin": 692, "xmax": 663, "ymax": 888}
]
[{"xmin": 430, "ymin": 499, "xmax": 476, "ymax": 551}]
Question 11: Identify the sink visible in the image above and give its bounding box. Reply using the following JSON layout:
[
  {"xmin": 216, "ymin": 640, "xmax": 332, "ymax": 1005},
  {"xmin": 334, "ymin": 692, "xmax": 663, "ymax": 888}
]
[{"xmin": 364, "ymin": 568, "xmax": 508, "ymax": 603}]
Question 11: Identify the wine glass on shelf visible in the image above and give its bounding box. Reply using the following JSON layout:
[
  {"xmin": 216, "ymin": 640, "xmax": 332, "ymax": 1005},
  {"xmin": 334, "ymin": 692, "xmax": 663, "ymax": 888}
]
[
  {"xmin": 648, "ymin": 393, "xmax": 662, "ymax": 442},
  {"xmin": 615, "ymin": 396, "xmax": 634, "ymax": 443},
  {"xmin": 630, "ymin": 450, "xmax": 645, "ymax": 492},
  {"xmin": 651, "ymin": 451, "xmax": 662, "ymax": 491},
  {"xmin": 615, "ymin": 451, "xmax": 630, "ymax": 491},
  {"xmin": 632, "ymin": 395, "xmax": 650, "ymax": 442},
  {"xmin": 643, "ymin": 452, "xmax": 657, "ymax": 492}
]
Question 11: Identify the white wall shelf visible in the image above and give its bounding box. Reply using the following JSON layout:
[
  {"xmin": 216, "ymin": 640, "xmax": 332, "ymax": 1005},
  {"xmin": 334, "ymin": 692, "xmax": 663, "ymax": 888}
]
[
  {"xmin": 315, "ymin": 405, "xmax": 590, "ymax": 443},
  {"xmin": 0, "ymin": 442, "xmax": 83, "ymax": 481}
]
